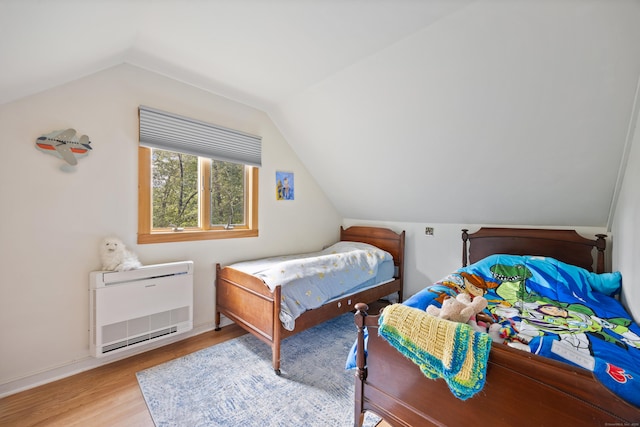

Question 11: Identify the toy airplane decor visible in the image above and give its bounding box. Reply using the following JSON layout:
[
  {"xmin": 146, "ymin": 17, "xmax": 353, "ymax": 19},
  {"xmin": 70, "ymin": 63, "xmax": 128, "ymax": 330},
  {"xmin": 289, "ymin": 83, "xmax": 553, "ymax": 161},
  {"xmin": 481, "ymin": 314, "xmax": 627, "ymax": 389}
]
[{"xmin": 35, "ymin": 128, "xmax": 92, "ymax": 165}]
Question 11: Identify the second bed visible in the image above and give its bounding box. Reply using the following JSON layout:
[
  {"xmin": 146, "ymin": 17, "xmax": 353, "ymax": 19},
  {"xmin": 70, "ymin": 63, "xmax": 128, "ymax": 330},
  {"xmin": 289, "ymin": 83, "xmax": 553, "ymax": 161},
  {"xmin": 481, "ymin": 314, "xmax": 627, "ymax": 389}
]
[{"xmin": 215, "ymin": 225, "xmax": 405, "ymax": 374}]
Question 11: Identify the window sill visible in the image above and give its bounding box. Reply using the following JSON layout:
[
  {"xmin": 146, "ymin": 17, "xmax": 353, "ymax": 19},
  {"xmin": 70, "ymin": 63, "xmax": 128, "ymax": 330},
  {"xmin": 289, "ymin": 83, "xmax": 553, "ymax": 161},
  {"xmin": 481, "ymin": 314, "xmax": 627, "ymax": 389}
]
[{"xmin": 138, "ymin": 228, "xmax": 258, "ymax": 244}]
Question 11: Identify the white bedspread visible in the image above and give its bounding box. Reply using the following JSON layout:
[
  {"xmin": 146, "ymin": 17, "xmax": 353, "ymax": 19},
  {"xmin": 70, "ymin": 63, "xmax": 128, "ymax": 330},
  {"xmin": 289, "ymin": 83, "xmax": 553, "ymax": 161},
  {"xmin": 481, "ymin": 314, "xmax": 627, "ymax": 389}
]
[{"xmin": 229, "ymin": 241, "xmax": 394, "ymax": 330}]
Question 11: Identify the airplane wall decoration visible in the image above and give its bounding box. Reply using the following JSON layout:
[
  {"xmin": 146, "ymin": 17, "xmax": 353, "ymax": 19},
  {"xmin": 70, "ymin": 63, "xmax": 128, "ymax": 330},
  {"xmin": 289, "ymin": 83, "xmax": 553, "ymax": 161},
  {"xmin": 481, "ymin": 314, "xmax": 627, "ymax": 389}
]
[{"xmin": 35, "ymin": 128, "xmax": 92, "ymax": 165}]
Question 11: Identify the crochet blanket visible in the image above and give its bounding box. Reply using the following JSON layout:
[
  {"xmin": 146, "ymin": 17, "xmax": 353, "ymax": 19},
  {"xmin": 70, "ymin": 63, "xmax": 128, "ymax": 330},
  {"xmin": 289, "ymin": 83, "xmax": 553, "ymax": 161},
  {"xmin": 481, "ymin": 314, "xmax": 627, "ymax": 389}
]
[{"xmin": 378, "ymin": 304, "xmax": 491, "ymax": 400}]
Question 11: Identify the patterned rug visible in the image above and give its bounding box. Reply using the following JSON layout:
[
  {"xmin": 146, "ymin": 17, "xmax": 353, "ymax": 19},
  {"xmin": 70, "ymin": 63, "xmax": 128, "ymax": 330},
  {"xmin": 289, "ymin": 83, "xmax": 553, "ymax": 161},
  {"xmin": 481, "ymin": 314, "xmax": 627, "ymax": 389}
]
[{"xmin": 136, "ymin": 313, "xmax": 381, "ymax": 426}]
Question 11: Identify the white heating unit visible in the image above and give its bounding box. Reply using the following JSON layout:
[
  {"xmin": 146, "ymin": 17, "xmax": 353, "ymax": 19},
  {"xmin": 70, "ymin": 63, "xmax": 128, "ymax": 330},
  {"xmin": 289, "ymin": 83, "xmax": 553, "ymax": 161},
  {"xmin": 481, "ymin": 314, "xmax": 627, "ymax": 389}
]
[{"xmin": 89, "ymin": 261, "xmax": 194, "ymax": 357}]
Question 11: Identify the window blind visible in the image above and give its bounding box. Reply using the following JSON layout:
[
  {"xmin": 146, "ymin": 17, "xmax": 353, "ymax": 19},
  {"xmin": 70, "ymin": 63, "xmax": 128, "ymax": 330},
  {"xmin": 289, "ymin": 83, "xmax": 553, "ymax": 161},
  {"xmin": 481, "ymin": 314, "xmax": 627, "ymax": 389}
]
[{"xmin": 139, "ymin": 105, "xmax": 262, "ymax": 167}]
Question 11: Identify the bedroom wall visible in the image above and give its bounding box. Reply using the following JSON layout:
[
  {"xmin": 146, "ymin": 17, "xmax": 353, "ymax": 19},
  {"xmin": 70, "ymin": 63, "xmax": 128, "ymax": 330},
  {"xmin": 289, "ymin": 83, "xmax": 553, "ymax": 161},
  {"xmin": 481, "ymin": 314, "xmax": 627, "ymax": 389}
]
[
  {"xmin": 0, "ymin": 64, "xmax": 341, "ymax": 395},
  {"xmin": 611, "ymin": 89, "xmax": 640, "ymax": 322}
]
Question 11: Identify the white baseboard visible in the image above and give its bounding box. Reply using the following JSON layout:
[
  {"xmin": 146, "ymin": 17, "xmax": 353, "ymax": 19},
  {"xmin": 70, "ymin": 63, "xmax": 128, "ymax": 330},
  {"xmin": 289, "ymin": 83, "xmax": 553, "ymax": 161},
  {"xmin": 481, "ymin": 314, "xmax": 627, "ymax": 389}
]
[{"xmin": 0, "ymin": 316, "xmax": 233, "ymax": 399}]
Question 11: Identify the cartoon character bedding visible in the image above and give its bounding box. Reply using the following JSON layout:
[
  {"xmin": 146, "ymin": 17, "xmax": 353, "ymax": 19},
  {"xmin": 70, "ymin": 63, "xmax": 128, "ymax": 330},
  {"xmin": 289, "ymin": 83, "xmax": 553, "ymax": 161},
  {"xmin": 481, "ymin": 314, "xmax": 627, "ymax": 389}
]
[{"xmin": 347, "ymin": 254, "xmax": 640, "ymax": 408}]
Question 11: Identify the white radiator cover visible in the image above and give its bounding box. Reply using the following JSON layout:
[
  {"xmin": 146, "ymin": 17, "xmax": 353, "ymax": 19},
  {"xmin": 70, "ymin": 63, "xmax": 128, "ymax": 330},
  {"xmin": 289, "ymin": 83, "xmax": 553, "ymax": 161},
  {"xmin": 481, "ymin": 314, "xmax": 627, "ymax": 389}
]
[{"xmin": 89, "ymin": 261, "xmax": 194, "ymax": 357}]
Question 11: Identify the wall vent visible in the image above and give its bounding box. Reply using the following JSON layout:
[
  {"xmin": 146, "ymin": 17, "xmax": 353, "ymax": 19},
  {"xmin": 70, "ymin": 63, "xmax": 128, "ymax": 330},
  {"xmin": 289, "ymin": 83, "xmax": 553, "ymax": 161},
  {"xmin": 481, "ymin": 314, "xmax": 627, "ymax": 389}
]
[
  {"xmin": 102, "ymin": 326, "xmax": 178, "ymax": 354},
  {"xmin": 89, "ymin": 261, "xmax": 194, "ymax": 357}
]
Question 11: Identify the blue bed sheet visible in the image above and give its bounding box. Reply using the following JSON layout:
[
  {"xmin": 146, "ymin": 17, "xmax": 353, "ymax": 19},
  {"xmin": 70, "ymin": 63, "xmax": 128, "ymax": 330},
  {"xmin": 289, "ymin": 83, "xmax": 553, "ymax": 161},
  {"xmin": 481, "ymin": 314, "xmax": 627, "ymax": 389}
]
[{"xmin": 347, "ymin": 254, "xmax": 640, "ymax": 408}]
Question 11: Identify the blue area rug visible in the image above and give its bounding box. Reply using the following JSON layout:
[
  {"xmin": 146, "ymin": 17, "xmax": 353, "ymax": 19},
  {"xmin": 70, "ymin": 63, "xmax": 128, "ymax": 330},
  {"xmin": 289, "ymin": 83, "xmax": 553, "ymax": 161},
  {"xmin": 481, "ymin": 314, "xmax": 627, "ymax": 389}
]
[{"xmin": 136, "ymin": 313, "xmax": 381, "ymax": 426}]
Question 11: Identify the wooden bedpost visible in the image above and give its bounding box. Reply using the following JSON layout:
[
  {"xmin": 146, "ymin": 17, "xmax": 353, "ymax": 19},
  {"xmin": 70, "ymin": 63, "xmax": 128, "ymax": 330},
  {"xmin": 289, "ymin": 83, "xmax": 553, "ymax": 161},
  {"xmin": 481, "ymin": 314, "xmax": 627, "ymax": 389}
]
[
  {"xmin": 354, "ymin": 303, "xmax": 369, "ymax": 427},
  {"xmin": 272, "ymin": 285, "xmax": 282, "ymax": 375},
  {"xmin": 397, "ymin": 230, "xmax": 406, "ymax": 302},
  {"xmin": 214, "ymin": 263, "xmax": 222, "ymax": 331},
  {"xmin": 462, "ymin": 229, "xmax": 469, "ymax": 267},
  {"xmin": 595, "ymin": 234, "xmax": 607, "ymax": 274}
]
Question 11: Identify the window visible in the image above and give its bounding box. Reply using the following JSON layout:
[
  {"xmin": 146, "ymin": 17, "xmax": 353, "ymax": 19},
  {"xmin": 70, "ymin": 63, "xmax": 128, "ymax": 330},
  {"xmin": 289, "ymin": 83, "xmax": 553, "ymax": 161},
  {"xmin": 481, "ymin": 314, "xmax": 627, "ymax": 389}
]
[{"xmin": 138, "ymin": 106, "xmax": 260, "ymax": 244}]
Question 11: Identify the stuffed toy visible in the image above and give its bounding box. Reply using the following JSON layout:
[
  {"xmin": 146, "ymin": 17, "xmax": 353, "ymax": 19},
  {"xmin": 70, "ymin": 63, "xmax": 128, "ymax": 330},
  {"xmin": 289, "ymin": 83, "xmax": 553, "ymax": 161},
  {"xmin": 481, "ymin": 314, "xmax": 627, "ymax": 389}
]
[
  {"xmin": 426, "ymin": 293, "xmax": 488, "ymax": 324},
  {"xmin": 468, "ymin": 319, "xmax": 504, "ymax": 343},
  {"xmin": 100, "ymin": 236, "xmax": 142, "ymax": 271}
]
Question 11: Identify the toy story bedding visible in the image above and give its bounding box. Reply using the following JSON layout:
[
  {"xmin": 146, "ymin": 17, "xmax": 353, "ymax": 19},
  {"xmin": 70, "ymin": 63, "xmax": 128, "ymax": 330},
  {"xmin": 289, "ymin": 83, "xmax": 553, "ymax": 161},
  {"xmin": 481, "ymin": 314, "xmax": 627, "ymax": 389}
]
[{"xmin": 348, "ymin": 254, "xmax": 640, "ymax": 408}]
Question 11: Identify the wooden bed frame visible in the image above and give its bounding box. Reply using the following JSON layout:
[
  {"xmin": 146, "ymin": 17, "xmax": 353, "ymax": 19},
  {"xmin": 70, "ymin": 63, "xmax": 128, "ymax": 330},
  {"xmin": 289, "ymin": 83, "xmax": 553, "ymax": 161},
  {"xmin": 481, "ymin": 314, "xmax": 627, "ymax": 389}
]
[
  {"xmin": 354, "ymin": 227, "xmax": 640, "ymax": 426},
  {"xmin": 215, "ymin": 225, "xmax": 405, "ymax": 374}
]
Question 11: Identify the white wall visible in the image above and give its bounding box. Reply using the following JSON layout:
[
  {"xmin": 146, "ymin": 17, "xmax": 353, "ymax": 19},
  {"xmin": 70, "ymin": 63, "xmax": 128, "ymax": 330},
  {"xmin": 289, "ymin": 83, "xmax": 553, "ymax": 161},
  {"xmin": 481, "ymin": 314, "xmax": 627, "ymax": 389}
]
[
  {"xmin": 275, "ymin": 0, "xmax": 640, "ymax": 228},
  {"xmin": 612, "ymin": 88, "xmax": 640, "ymax": 322},
  {"xmin": 0, "ymin": 64, "xmax": 341, "ymax": 394}
]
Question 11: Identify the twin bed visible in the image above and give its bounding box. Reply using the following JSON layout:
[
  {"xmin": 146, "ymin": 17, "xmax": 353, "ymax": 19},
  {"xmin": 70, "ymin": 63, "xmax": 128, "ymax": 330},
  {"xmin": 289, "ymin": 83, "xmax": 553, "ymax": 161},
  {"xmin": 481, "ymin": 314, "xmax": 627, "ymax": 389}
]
[
  {"xmin": 352, "ymin": 227, "xmax": 640, "ymax": 426},
  {"xmin": 215, "ymin": 225, "xmax": 405, "ymax": 374}
]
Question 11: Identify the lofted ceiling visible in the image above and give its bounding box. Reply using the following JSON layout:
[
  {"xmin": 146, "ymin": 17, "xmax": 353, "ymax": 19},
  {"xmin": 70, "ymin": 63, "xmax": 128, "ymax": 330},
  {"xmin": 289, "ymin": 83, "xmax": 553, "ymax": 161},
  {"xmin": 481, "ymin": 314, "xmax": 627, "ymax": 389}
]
[{"xmin": 2, "ymin": 0, "xmax": 640, "ymax": 228}]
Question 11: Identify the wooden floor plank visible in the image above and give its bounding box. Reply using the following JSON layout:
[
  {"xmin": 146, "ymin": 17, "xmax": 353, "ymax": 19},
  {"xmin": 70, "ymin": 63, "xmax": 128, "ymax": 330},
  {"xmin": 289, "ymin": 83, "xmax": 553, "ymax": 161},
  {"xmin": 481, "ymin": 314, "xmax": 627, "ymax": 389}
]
[
  {"xmin": 0, "ymin": 315, "xmax": 391, "ymax": 427},
  {"xmin": 0, "ymin": 325, "xmax": 246, "ymax": 427}
]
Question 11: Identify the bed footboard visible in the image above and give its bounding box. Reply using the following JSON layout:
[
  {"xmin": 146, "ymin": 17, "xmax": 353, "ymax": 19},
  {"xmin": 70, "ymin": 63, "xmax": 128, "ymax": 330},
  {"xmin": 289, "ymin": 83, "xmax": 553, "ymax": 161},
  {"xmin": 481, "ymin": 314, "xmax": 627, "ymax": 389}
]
[
  {"xmin": 353, "ymin": 304, "xmax": 640, "ymax": 427},
  {"xmin": 215, "ymin": 263, "xmax": 283, "ymax": 372}
]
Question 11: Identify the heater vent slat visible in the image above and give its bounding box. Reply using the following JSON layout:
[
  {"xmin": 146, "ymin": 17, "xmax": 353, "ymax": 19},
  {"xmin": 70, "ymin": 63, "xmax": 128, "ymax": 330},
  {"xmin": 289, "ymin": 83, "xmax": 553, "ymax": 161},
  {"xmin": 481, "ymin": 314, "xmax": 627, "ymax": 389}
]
[{"xmin": 101, "ymin": 327, "xmax": 178, "ymax": 354}]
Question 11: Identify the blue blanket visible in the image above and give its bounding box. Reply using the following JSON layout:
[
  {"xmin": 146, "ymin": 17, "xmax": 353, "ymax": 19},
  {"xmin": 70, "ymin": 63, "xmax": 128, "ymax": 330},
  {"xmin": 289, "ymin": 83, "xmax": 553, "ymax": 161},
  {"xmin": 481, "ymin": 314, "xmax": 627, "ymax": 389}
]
[{"xmin": 347, "ymin": 254, "xmax": 640, "ymax": 408}]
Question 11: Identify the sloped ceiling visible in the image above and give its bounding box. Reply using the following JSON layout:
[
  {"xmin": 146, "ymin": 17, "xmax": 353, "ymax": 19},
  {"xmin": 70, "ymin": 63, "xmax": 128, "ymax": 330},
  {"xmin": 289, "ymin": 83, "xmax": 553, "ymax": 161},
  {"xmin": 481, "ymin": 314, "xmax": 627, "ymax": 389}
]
[{"xmin": 2, "ymin": 0, "xmax": 639, "ymax": 227}]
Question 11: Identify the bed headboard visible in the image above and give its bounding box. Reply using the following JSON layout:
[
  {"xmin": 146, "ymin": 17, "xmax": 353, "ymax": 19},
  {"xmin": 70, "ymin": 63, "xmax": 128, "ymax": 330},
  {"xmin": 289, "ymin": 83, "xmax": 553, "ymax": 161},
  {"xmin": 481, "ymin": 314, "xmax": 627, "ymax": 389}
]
[
  {"xmin": 340, "ymin": 226, "xmax": 405, "ymax": 276},
  {"xmin": 462, "ymin": 228, "xmax": 607, "ymax": 273}
]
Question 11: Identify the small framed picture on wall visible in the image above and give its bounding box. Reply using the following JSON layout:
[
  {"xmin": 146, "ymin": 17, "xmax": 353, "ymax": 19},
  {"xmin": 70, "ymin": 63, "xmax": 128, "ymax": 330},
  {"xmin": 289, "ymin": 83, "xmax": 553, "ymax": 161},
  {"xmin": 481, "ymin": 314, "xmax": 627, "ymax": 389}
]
[{"xmin": 276, "ymin": 171, "xmax": 294, "ymax": 200}]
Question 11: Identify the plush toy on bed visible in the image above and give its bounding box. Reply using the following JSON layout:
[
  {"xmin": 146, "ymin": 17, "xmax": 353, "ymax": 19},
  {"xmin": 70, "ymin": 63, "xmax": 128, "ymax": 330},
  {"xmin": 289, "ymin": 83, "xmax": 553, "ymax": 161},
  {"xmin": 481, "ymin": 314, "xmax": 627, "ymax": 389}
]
[
  {"xmin": 100, "ymin": 236, "xmax": 142, "ymax": 271},
  {"xmin": 427, "ymin": 293, "xmax": 505, "ymax": 342},
  {"xmin": 426, "ymin": 292, "xmax": 488, "ymax": 324},
  {"xmin": 468, "ymin": 318, "xmax": 504, "ymax": 343}
]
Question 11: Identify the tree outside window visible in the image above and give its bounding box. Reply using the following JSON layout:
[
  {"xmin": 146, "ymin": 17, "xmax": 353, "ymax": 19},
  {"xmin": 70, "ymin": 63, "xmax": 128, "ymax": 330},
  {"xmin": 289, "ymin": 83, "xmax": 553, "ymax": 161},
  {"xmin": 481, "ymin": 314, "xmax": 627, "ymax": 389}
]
[
  {"xmin": 152, "ymin": 150, "xmax": 198, "ymax": 229},
  {"xmin": 210, "ymin": 160, "xmax": 245, "ymax": 228},
  {"xmin": 138, "ymin": 147, "xmax": 258, "ymax": 243}
]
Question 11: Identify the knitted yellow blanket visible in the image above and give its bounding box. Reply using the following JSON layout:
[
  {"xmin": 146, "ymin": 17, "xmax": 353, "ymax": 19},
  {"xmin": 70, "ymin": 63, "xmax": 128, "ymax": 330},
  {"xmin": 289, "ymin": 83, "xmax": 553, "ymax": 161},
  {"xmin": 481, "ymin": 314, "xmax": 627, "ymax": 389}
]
[{"xmin": 378, "ymin": 304, "xmax": 491, "ymax": 400}]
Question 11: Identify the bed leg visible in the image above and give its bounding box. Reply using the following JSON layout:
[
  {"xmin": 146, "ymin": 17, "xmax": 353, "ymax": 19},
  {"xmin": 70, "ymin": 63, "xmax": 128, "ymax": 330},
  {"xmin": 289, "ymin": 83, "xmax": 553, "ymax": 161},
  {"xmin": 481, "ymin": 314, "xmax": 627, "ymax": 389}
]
[
  {"xmin": 273, "ymin": 340, "xmax": 281, "ymax": 375},
  {"xmin": 214, "ymin": 263, "xmax": 222, "ymax": 331},
  {"xmin": 354, "ymin": 303, "xmax": 369, "ymax": 427},
  {"xmin": 214, "ymin": 311, "xmax": 221, "ymax": 331},
  {"xmin": 272, "ymin": 287, "xmax": 282, "ymax": 375}
]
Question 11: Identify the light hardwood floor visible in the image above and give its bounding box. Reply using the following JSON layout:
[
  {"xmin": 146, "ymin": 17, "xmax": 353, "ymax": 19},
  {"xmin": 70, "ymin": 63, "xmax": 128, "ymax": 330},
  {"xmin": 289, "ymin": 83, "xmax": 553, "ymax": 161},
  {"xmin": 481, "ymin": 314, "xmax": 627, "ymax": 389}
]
[
  {"xmin": 0, "ymin": 323, "xmax": 391, "ymax": 427},
  {"xmin": 0, "ymin": 325, "xmax": 246, "ymax": 427}
]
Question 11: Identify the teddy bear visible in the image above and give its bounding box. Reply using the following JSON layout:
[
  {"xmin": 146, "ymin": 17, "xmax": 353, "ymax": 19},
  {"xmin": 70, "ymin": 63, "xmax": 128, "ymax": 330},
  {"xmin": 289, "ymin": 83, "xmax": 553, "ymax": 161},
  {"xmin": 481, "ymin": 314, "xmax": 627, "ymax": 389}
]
[
  {"xmin": 428, "ymin": 293, "xmax": 507, "ymax": 342},
  {"xmin": 426, "ymin": 292, "xmax": 488, "ymax": 324}
]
